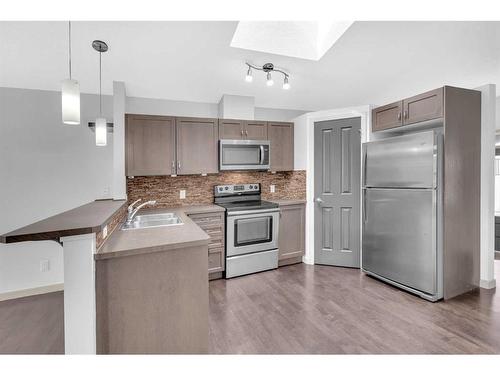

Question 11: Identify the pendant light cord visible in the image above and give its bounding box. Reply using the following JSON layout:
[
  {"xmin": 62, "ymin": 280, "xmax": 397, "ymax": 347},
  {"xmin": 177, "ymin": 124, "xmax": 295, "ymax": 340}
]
[
  {"xmin": 68, "ymin": 21, "xmax": 72, "ymax": 80},
  {"xmin": 99, "ymin": 50, "xmax": 102, "ymax": 116}
]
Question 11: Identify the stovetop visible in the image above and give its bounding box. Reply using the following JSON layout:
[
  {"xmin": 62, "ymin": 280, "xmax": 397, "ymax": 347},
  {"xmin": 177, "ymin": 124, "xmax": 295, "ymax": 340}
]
[{"xmin": 216, "ymin": 200, "xmax": 279, "ymax": 212}]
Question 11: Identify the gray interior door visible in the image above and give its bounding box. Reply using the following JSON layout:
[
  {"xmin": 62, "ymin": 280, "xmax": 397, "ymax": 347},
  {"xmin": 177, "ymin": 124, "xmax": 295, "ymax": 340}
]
[{"xmin": 314, "ymin": 117, "xmax": 361, "ymax": 267}]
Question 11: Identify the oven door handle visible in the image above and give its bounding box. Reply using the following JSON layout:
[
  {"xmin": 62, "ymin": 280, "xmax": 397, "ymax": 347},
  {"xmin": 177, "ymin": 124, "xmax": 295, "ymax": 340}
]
[{"xmin": 227, "ymin": 208, "xmax": 280, "ymax": 216}]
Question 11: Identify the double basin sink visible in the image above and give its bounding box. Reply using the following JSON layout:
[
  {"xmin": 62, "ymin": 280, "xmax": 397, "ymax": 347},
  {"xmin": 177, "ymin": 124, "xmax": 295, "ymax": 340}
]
[{"xmin": 121, "ymin": 212, "xmax": 184, "ymax": 230}]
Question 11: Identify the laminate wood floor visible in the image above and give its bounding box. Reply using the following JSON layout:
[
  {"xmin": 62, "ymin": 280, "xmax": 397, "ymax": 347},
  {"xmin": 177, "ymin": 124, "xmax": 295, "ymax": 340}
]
[{"xmin": 1, "ymin": 261, "xmax": 499, "ymax": 354}]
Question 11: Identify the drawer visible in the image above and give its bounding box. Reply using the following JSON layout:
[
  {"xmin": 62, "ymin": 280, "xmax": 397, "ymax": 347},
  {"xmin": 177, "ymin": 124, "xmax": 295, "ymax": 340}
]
[
  {"xmin": 209, "ymin": 242, "xmax": 223, "ymax": 250},
  {"xmin": 197, "ymin": 222, "xmax": 223, "ymax": 231},
  {"xmin": 188, "ymin": 212, "xmax": 223, "ymax": 223},
  {"xmin": 208, "ymin": 248, "xmax": 224, "ymax": 273},
  {"xmin": 204, "ymin": 227, "xmax": 223, "ymax": 237}
]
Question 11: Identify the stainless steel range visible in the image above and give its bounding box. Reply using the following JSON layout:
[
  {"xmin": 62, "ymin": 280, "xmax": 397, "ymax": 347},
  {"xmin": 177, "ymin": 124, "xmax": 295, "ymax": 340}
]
[{"xmin": 214, "ymin": 183, "xmax": 279, "ymax": 278}]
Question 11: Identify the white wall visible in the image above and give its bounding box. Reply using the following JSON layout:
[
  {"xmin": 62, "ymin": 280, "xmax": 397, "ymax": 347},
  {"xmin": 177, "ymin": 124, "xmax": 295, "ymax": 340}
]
[
  {"xmin": 126, "ymin": 96, "xmax": 219, "ymax": 118},
  {"xmin": 477, "ymin": 84, "xmax": 497, "ymax": 289},
  {"xmin": 127, "ymin": 94, "xmax": 308, "ymax": 122},
  {"xmin": 255, "ymin": 107, "xmax": 309, "ymax": 122},
  {"xmin": 218, "ymin": 94, "xmax": 255, "ymax": 119},
  {"xmin": 0, "ymin": 87, "xmax": 113, "ymax": 294}
]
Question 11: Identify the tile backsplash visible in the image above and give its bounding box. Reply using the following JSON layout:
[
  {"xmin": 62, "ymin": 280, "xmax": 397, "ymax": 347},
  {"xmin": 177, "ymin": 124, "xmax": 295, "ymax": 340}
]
[{"xmin": 127, "ymin": 170, "xmax": 306, "ymax": 207}]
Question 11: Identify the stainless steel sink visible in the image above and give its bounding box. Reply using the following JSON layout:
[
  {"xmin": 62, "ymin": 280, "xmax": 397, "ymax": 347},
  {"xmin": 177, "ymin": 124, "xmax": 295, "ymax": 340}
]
[{"xmin": 121, "ymin": 212, "xmax": 183, "ymax": 230}]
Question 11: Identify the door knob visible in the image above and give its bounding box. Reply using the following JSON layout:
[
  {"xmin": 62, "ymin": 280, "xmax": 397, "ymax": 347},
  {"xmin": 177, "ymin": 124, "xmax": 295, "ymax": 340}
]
[{"xmin": 315, "ymin": 197, "xmax": 324, "ymax": 204}]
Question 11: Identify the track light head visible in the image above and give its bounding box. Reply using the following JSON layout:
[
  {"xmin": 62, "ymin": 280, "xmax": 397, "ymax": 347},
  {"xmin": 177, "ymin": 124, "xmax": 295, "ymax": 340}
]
[
  {"xmin": 283, "ymin": 76, "xmax": 290, "ymax": 90},
  {"xmin": 245, "ymin": 67, "xmax": 253, "ymax": 82},
  {"xmin": 266, "ymin": 72, "xmax": 274, "ymax": 86}
]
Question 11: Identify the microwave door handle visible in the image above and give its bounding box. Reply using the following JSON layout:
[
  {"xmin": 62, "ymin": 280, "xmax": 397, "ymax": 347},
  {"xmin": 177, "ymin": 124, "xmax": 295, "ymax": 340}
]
[{"xmin": 259, "ymin": 145, "xmax": 264, "ymax": 164}]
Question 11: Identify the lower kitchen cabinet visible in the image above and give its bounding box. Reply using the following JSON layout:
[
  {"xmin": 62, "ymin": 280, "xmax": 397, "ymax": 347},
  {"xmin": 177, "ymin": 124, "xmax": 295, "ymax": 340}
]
[
  {"xmin": 278, "ymin": 203, "xmax": 305, "ymax": 266},
  {"xmin": 187, "ymin": 210, "xmax": 225, "ymax": 277}
]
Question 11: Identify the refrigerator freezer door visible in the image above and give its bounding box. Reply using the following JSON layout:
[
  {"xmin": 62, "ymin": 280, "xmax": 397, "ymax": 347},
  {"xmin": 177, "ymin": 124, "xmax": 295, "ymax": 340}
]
[
  {"xmin": 362, "ymin": 188, "xmax": 436, "ymax": 295},
  {"xmin": 364, "ymin": 131, "xmax": 436, "ymax": 188}
]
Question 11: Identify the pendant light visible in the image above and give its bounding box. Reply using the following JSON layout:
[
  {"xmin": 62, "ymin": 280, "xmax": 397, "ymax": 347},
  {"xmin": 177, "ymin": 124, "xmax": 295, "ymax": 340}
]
[
  {"xmin": 92, "ymin": 40, "xmax": 108, "ymax": 146},
  {"xmin": 61, "ymin": 21, "xmax": 80, "ymax": 125}
]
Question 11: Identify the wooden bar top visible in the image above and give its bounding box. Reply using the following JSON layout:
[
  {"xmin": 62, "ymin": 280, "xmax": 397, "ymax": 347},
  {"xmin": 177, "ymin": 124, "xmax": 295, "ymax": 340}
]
[{"xmin": 0, "ymin": 200, "xmax": 127, "ymax": 244}]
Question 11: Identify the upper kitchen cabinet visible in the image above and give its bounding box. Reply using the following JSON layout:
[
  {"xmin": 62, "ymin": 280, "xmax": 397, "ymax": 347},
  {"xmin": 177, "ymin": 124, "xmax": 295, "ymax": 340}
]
[
  {"xmin": 372, "ymin": 87, "xmax": 444, "ymax": 132},
  {"xmin": 244, "ymin": 121, "xmax": 268, "ymax": 140},
  {"xmin": 176, "ymin": 117, "xmax": 219, "ymax": 175},
  {"xmin": 403, "ymin": 87, "xmax": 443, "ymax": 125},
  {"xmin": 125, "ymin": 114, "xmax": 176, "ymax": 176},
  {"xmin": 372, "ymin": 101, "xmax": 403, "ymax": 132},
  {"xmin": 219, "ymin": 119, "xmax": 268, "ymax": 140},
  {"xmin": 219, "ymin": 119, "xmax": 244, "ymax": 139},
  {"xmin": 268, "ymin": 121, "xmax": 294, "ymax": 171}
]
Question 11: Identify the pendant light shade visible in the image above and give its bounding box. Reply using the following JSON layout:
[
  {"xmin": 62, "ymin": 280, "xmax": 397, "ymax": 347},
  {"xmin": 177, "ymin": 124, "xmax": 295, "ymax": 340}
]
[
  {"xmin": 95, "ymin": 117, "xmax": 107, "ymax": 146},
  {"xmin": 62, "ymin": 21, "xmax": 80, "ymax": 125},
  {"xmin": 61, "ymin": 79, "xmax": 80, "ymax": 124}
]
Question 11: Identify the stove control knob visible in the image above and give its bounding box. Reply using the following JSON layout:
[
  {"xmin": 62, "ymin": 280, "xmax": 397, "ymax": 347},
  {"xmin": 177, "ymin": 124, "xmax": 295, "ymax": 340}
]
[
  {"xmin": 254, "ymin": 185, "xmax": 258, "ymax": 190},
  {"xmin": 218, "ymin": 187, "xmax": 223, "ymax": 191},
  {"xmin": 249, "ymin": 185, "xmax": 253, "ymax": 189},
  {"xmin": 225, "ymin": 186, "xmax": 229, "ymax": 190}
]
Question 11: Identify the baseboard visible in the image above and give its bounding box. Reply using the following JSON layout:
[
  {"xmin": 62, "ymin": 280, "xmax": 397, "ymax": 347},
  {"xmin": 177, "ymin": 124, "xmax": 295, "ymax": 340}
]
[
  {"xmin": 0, "ymin": 283, "xmax": 64, "ymax": 302},
  {"xmin": 480, "ymin": 279, "xmax": 496, "ymax": 289}
]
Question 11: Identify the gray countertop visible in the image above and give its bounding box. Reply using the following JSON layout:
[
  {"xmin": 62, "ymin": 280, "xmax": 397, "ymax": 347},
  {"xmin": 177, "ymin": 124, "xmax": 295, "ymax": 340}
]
[
  {"xmin": 0, "ymin": 199, "xmax": 127, "ymax": 244},
  {"xmin": 270, "ymin": 199, "xmax": 307, "ymax": 206},
  {"xmin": 95, "ymin": 205, "xmax": 223, "ymax": 261}
]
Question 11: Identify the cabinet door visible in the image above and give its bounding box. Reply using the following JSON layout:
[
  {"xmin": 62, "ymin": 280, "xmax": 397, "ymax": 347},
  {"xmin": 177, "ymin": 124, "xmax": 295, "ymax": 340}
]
[
  {"xmin": 372, "ymin": 101, "xmax": 403, "ymax": 132},
  {"xmin": 268, "ymin": 122, "xmax": 294, "ymax": 171},
  {"xmin": 278, "ymin": 204, "xmax": 305, "ymax": 261},
  {"xmin": 176, "ymin": 117, "xmax": 218, "ymax": 175},
  {"xmin": 125, "ymin": 114, "xmax": 176, "ymax": 176},
  {"xmin": 219, "ymin": 119, "xmax": 244, "ymax": 140},
  {"xmin": 244, "ymin": 121, "xmax": 268, "ymax": 140},
  {"xmin": 403, "ymin": 87, "xmax": 443, "ymax": 125}
]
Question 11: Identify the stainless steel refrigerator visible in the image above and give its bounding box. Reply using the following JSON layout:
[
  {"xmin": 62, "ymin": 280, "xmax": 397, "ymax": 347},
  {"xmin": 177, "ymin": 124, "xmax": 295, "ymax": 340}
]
[{"xmin": 362, "ymin": 130, "xmax": 443, "ymax": 301}]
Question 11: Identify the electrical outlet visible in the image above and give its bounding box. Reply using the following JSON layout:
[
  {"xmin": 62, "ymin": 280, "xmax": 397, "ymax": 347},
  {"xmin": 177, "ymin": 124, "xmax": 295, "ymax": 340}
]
[
  {"xmin": 102, "ymin": 225, "xmax": 108, "ymax": 239},
  {"xmin": 270, "ymin": 185, "xmax": 276, "ymax": 193},
  {"xmin": 180, "ymin": 189, "xmax": 186, "ymax": 199},
  {"xmin": 40, "ymin": 259, "xmax": 50, "ymax": 272}
]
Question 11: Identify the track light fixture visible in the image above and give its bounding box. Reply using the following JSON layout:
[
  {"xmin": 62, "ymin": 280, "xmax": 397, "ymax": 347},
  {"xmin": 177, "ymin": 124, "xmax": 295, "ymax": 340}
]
[{"xmin": 245, "ymin": 62, "xmax": 290, "ymax": 90}]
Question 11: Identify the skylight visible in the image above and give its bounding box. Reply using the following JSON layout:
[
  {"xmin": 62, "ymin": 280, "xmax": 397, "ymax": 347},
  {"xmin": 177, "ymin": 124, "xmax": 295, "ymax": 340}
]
[{"xmin": 230, "ymin": 21, "xmax": 353, "ymax": 61}]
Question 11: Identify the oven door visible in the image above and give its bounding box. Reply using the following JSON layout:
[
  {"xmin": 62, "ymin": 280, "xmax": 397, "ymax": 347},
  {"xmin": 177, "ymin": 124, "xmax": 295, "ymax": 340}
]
[
  {"xmin": 219, "ymin": 140, "xmax": 270, "ymax": 171},
  {"xmin": 226, "ymin": 209, "xmax": 279, "ymax": 257}
]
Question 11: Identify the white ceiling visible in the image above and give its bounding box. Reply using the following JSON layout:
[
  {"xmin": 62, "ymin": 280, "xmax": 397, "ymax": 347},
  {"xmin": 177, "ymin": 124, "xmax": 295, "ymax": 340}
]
[{"xmin": 1, "ymin": 21, "xmax": 500, "ymax": 112}]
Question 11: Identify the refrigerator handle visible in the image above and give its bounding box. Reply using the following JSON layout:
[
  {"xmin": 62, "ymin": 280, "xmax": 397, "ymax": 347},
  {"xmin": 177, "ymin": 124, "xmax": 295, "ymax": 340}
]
[
  {"xmin": 362, "ymin": 148, "xmax": 367, "ymax": 187},
  {"xmin": 363, "ymin": 189, "xmax": 367, "ymax": 223}
]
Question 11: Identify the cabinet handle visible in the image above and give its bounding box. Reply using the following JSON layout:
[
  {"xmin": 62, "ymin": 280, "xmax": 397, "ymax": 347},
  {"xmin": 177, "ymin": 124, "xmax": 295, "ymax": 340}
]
[
  {"xmin": 397, "ymin": 112, "xmax": 402, "ymax": 121},
  {"xmin": 171, "ymin": 161, "xmax": 175, "ymax": 173},
  {"xmin": 178, "ymin": 161, "xmax": 181, "ymax": 170},
  {"xmin": 404, "ymin": 111, "xmax": 408, "ymax": 119},
  {"xmin": 245, "ymin": 130, "xmax": 248, "ymax": 136},
  {"xmin": 240, "ymin": 129, "xmax": 244, "ymax": 136}
]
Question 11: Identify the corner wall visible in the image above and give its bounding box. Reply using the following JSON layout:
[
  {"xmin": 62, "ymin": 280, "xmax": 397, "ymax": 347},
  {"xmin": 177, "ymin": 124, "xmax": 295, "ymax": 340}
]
[{"xmin": 0, "ymin": 87, "xmax": 113, "ymax": 295}]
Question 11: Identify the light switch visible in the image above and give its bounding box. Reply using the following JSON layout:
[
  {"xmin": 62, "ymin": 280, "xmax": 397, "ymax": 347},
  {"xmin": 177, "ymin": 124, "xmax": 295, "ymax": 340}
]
[
  {"xmin": 270, "ymin": 185, "xmax": 276, "ymax": 193},
  {"xmin": 180, "ymin": 190, "xmax": 186, "ymax": 199}
]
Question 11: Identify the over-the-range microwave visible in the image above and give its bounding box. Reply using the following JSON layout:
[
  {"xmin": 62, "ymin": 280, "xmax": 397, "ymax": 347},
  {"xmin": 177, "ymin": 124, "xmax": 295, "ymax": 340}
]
[{"xmin": 219, "ymin": 140, "xmax": 270, "ymax": 171}]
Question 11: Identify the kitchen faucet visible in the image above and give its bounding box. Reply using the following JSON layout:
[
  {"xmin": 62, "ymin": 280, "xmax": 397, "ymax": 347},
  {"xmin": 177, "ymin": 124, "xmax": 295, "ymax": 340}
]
[{"xmin": 126, "ymin": 199, "xmax": 157, "ymax": 223}]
